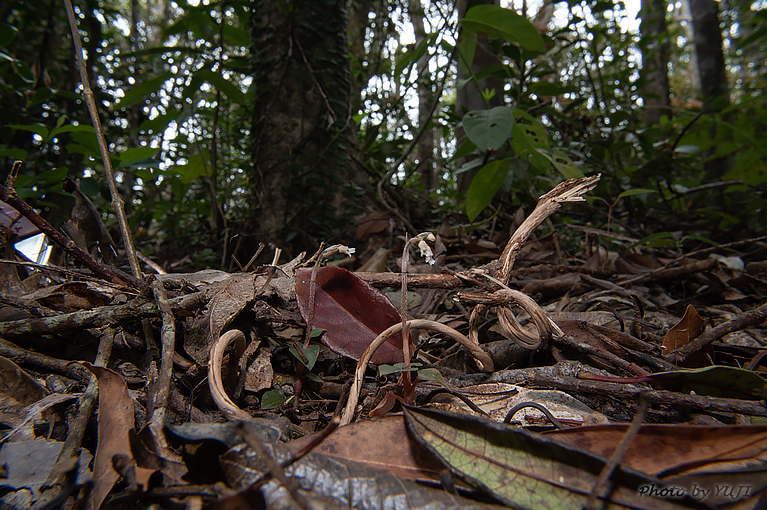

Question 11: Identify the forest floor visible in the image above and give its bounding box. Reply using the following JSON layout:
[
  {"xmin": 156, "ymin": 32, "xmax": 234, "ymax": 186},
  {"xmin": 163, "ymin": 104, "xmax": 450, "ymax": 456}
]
[{"xmin": 0, "ymin": 176, "xmax": 766, "ymax": 510}]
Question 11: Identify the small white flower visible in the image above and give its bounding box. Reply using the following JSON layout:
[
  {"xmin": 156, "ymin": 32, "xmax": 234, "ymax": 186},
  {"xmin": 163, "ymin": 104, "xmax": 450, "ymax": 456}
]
[
  {"xmin": 418, "ymin": 239, "xmax": 435, "ymax": 265},
  {"xmin": 322, "ymin": 244, "xmax": 355, "ymax": 258}
]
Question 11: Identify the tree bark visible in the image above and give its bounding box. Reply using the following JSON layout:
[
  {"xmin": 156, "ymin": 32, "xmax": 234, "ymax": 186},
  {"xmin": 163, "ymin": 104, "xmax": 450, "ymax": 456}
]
[
  {"xmin": 409, "ymin": 0, "xmax": 436, "ymax": 192},
  {"xmin": 249, "ymin": 0, "xmax": 367, "ymax": 259},
  {"xmin": 689, "ymin": 0, "xmax": 732, "ymax": 179},
  {"xmin": 639, "ymin": 0, "xmax": 671, "ymax": 126}
]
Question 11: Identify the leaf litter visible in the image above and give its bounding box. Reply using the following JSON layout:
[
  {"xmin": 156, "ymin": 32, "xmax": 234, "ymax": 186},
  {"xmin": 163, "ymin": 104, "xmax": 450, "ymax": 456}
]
[{"xmin": 0, "ymin": 175, "xmax": 766, "ymax": 509}]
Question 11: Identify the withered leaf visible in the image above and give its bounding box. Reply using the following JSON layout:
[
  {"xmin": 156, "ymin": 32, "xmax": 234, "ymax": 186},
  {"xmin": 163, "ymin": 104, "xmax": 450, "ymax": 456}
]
[{"xmin": 295, "ymin": 266, "xmax": 403, "ymax": 365}]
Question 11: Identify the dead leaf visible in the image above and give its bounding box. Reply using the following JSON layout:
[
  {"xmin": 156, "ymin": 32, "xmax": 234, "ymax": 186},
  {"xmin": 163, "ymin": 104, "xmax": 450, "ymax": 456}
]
[
  {"xmin": 295, "ymin": 266, "xmax": 403, "ymax": 365},
  {"xmin": 208, "ymin": 273, "xmax": 257, "ymax": 343},
  {"xmin": 547, "ymin": 424, "xmax": 767, "ymax": 477},
  {"xmin": 663, "ymin": 305, "xmax": 710, "ymax": 366},
  {"xmin": 355, "ymin": 210, "xmax": 391, "ymax": 241},
  {"xmin": 81, "ymin": 363, "xmax": 136, "ymax": 510},
  {"xmin": 244, "ymin": 346, "xmax": 273, "ymax": 393},
  {"xmin": 0, "ymin": 355, "xmax": 48, "ymax": 428},
  {"xmin": 290, "ymin": 415, "xmax": 447, "ymax": 483}
]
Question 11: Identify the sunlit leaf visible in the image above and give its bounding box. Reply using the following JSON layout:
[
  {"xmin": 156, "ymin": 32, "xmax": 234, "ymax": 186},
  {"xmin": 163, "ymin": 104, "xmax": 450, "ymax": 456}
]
[{"xmin": 461, "ymin": 5, "xmax": 544, "ymax": 52}]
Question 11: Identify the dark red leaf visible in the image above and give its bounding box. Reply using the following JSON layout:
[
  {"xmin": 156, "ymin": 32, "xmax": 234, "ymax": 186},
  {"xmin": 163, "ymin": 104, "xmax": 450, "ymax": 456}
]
[{"xmin": 295, "ymin": 266, "xmax": 403, "ymax": 365}]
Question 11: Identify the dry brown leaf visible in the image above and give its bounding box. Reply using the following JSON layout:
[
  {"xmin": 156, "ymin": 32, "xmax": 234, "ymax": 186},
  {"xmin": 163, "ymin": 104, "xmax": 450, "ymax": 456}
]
[
  {"xmin": 0, "ymin": 355, "xmax": 48, "ymax": 428},
  {"xmin": 82, "ymin": 363, "xmax": 136, "ymax": 510},
  {"xmin": 289, "ymin": 415, "xmax": 446, "ymax": 483},
  {"xmin": 547, "ymin": 424, "xmax": 767, "ymax": 476}
]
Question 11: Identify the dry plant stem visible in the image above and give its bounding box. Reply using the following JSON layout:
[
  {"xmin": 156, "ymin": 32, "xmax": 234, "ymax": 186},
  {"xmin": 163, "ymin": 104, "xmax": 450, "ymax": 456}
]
[
  {"xmin": 664, "ymin": 301, "xmax": 767, "ymax": 364},
  {"xmin": 209, "ymin": 329, "xmax": 252, "ymax": 420},
  {"xmin": 617, "ymin": 258, "xmax": 717, "ymax": 287},
  {"xmin": 0, "ymin": 337, "xmax": 88, "ymax": 379},
  {"xmin": 341, "ymin": 319, "xmax": 494, "ymax": 425},
  {"xmin": 357, "ymin": 272, "xmax": 465, "ymax": 288},
  {"xmin": 492, "ymin": 174, "xmax": 601, "ymax": 282},
  {"xmin": 0, "ymin": 184, "xmax": 139, "ymax": 288},
  {"xmin": 469, "ymin": 175, "xmax": 601, "ymax": 351},
  {"xmin": 35, "ymin": 328, "xmax": 114, "ymax": 509},
  {"xmin": 63, "ymin": 0, "xmax": 142, "ymax": 280},
  {"xmin": 0, "ymin": 291, "xmax": 206, "ymax": 338},
  {"xmin": 301, "ymin": 242, "xmax": 325, "ymax": 352},
  {"xmin": 553, "ymin": 335, "xmax": 651, "ymax": 378},
  {"xmin": 148, "ymin": 279, "xmax": 176, "ymax": 426},
  {"xmin": 585, "ymin": 394, "xmax": 649, "ymax": 510},
  {"xmin": 521, "ymin": 372, "xmax": 767, "ymax": 416},
  {"xmin": 401, "ymin": 237, "xmax": 414, "ymax": 385},
  {"xmin": 235, "ymin": 422, "xmax": 312, "ymax": 510}
]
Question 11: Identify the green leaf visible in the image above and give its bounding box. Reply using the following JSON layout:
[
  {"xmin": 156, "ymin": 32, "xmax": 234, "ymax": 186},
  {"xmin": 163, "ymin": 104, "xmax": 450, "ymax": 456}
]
[
  {"xmin": 310, "ymin": 328, "xmax": 326, "ymax": 338},
  {"xmin": 616, "ymin": 188, "xmax": 656, "ymax": 199},
  {"xmin": 462, "ymin": 107, "xmax": 514, "ymax": 151},
  {"xmin": 416, "ymin": 368, "xmax": 447, "ymax": 386},
  {"xmin": 172, "ymin": 149, "xmax": 210, "ymax": 185},
  {"xmin": 119, "ymin": 147, "xmax": 159, "ymax": 165},
  {"xmin": 138, "ymin": 110, "xmax": 182, "ymax": 134},
  {"xmin": 8, "ymin": 124, "xmax": 49, "ymax": 139},
  {"xmin": 394, "ymin": 37, "xmax": 430, "ymax": 78},
  {"xmin": 0, "ymin": 148, "xmax": 27, "ymax": 160},
  {"xmin": 511, "ymin": 108, "xmax": 550, "ymax": 171},
  {"xmin": 461, "ymin": 5, "xmax": 544, "ymax": 52},
  {"xmin": 49, "ymin": 124, "xmax": 95, "ymax": 139},
  {"xmin": 289, "ymin": 344, "xmax": 320, "ymax": 371},
  {"xmin": 456, "ymin": 33, "xmax": 477, "ymax": 74},
  {"xmin": 261, "ymin": 389, "xmax": 286, "ymax": 410},
  {"xmin": 79, "ymin": 177, "xmax": 101, "ymax": 196},
  {"xmin": 378, "ymin": 362, "xmax": 422, "ymax": 376},
  {"xmin": 453, "ymin": 138, "xmax": 478, "ymax": 160},
  {"xmin": 196, "ymin": 69, "xmax": 245, "ymax": 105},
  {"xmin": 533, "ymin": 149, "xmax": 584, "ymax": 179},
  {"xmin": 632, "ymin": 231, "xmax": 677, "ymax": 249},
  {"xmin": 115, "ymin": 71, "xmax": 173, "ymax": 109},
  {"xmin": 674, "ymin": 144, "xmax": 701, "ymax": 155},
  {"xmin": 403, "ymin": 406, "xmax": 706, "ymax": 510},
  {"xmin": 0, "ymin": 23, "xmax": 18, "ymax": 48},
  {"xmin": 222, "ymin": 24, "xmax": 250, "ymax": 46},
  {"xmin": 527, "ymin": 81, "xmax": 577, "ymax": 97},
  {"xmin": 466, "ymin": 159, "xmax": 510, "ymax": 221}
]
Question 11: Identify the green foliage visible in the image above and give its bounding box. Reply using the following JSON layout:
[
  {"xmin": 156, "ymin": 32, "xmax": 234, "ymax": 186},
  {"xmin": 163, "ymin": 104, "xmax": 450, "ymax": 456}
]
[
  {"xmin": 462, "ymin": 107, "xmax": 515, "ymax": 152},
  {"xmin": 466, "ymin": 159, "xmax": 510, "ymax": 221}
]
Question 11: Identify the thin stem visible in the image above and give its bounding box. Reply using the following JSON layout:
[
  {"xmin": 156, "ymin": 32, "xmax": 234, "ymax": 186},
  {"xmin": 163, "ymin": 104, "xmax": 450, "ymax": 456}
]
[{"xmin": 63, "ymin": 0, "xmax": 142, "ymax": 280}]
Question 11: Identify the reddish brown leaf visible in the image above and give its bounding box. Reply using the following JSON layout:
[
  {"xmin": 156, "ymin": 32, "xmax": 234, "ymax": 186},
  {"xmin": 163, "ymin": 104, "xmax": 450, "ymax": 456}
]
[
  {"xmin": 662, "ymin": 304, "xmax": 712, "ymax": 367},
  {"xmin": 547, "ymin": 424, "xmax": 767, "ymax": 477},
  {"xmin": 663, "ymin": 305, "xmax": 705, "ymax": 353},
  {"xmin": 289, "ymin": 415, "xmax": 447, "ymax": 483},
  {"xmin": 82, "ymin": 363, "xmax": 136, "ymax": 510},
  {"xmin": 295, "ymin": 266, "xmax": 403, "ymax": 365}
]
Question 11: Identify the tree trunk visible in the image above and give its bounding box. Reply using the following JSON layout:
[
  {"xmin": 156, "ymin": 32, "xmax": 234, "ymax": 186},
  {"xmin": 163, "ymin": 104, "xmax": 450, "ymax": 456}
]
[
  {"xmin": 455, "ymin": 0, "xmax": 504, "ymax": 194},
  {"xmin": 409, "ymin": 0, "xmax": 436, "ymax": 192},
  {"xmin": 639, "ymin": 0, "xmax": 671, "ymax": 125},
  {"xmin": 690, "ymin": 0, "xmax": 729, "ymax": 109},
  {"xmin": 689, "ymin": 0, "xmax": 731, "ymax": 179},
  {"xmin": 249, "ymin": 0, "xmax": 367, "ymax": 259}
]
